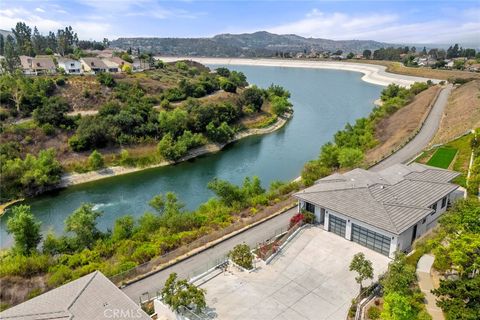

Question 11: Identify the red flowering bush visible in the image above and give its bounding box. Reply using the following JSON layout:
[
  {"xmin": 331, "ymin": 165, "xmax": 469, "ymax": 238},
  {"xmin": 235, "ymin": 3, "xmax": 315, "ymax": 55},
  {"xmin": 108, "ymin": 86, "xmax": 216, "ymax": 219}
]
[{"xmin": 289, "ymin": 213, "xmax": 304, "ymax": 229}]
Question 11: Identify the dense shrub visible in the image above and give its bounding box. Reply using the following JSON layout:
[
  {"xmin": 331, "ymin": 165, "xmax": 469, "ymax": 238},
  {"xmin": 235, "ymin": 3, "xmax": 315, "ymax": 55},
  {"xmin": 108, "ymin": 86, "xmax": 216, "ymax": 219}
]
[
  {"xmin": 97, "ymin": 72, "xmax": 116, "ymax": 87},
  {"xmin": 88, "ymin": 150, "xmax": 104, "ymax": 170},
  {"xmin": 229, "ymin": 244, "xmax": 254, "ymax": 269},
  {"xmin": 1, "ymin": 148, "xmax": 63, "ymax": 201},
  {"xmin": 206, "ymin": 121, "xmax": 235, "ymax": 143}
]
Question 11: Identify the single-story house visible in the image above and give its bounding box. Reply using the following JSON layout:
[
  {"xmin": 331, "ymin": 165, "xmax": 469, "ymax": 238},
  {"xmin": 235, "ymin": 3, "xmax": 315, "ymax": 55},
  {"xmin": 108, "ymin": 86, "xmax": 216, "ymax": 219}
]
[
  {"xmin": 108, "ymin": 56, "xmax": 132, "ymax": 71},
  {"xmin": 0, "ymin": 271, "xmax": 151, "ymax": 320},
  {"xmin": 101, "ymin": 58, "xmax": 120, "ymax": 73},
  {"xmin": 294, "ymin": 163, "xmax": 460, "ymax": 258},
  {"xmin": 57, "ymin": 58, "xmax": 82, "ymax": 75},
  {"xmin": 19, "ymin": 55, "xmax": 56, "ymax": 75},
  {"xmin": 80, "ymin": 57, "xmax": 108, "ymax": 74}
]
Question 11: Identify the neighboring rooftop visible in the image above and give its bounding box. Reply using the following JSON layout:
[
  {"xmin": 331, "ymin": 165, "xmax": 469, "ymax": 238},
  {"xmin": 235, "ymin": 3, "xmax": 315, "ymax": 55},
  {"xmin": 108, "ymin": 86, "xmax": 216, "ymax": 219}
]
[
  {"xmin": 294, "ymin": 163, "xmax": 459, "ymax": 235},
  {"xmin": 81, "ymin": 57, "xmax": 108, "ymax": 69},
  {"xmin": 0, "ymin": 271, "xmax": 150, "ymax": 320},
  {"xmin": 19, "ymin": 55, "xmax": 56, "ymax": 70}
]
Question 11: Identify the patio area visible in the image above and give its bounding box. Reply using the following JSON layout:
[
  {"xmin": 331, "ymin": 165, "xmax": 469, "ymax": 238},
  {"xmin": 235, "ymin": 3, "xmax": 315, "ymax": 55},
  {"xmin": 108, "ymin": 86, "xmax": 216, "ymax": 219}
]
[{"xmin": 200, "ymin": 226, "xmax": 391, "ymax": 320}]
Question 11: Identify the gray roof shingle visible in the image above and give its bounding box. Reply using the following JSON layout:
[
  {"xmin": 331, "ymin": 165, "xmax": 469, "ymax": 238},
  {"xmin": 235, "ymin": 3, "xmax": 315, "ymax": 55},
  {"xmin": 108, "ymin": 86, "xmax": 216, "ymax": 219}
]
[
  {"xmin": 0, "ymin": 271, "xmax": 150, "ymax": 320},
  {"xmin": 294, "ymin": 163, "xmax": 459, "ymax": 234}
]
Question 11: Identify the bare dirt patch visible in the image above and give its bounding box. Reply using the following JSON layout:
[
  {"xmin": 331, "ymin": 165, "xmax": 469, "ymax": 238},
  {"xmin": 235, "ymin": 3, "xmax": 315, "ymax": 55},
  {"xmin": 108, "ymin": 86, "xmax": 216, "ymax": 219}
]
[
  {"xmin": 0, "ymin": 275, "xmax": 48, "ymax": 309},
  {"xmin": 431, "ymin": 80, "xmax": 480, "ymax": 145},
  {"xmin": 57, "ymin": 76, "xmax": 112, "ymax": 110},
  {"xmin": 365, "ymin": 86, "xmax": 441, "ymax": 165}
]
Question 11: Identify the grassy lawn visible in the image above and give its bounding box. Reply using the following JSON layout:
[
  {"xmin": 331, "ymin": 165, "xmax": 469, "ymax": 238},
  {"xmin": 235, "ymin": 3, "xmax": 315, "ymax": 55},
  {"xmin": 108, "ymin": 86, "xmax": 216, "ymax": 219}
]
[
  {"xmin": 417, "ymin": 133, "xmax": 473, "ymax": 187},
  {"xmin": 426, "ymin": 147, "xmax": 458, "ymax": 169}
]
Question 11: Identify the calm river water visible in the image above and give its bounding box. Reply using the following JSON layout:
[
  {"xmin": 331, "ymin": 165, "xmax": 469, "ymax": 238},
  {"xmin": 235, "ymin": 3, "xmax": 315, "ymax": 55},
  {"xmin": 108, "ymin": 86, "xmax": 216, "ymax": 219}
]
[{"xmin": 0, "ymin": 65, "xmax": 382, "ymax": 247}]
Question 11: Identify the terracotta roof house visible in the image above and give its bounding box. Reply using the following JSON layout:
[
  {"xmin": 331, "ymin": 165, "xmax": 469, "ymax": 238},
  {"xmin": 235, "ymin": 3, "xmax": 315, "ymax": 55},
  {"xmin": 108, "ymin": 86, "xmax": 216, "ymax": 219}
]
[
  {"xmin": 80, "ymin": 57, "xmax": 108, "ymax": 74},
  {"xmin": 0, "ymin": 271, "xmax": 151, "ymax": 320},
  {"xmin": 19, "ymin": 55, "xmax": 56, "ymax": 75},
  {"xmin": 294, "ymin": 163, "xmax": 461, "ymax": 258}
]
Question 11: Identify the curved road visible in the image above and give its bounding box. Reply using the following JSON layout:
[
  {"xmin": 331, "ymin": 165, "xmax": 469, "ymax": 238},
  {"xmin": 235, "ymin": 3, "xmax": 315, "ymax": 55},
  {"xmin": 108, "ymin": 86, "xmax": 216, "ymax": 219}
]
[{"xmin": 370, "ymin": 84, "xmax": 452, "ymax": 171}]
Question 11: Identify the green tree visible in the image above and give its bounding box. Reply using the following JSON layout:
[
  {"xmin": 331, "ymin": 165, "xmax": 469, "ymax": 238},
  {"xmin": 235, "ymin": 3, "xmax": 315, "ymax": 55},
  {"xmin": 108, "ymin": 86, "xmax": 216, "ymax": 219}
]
[
  {"xmin": 158, "ymin": 109, "xmax": 188, "ymax": 138},
  {"xmin": 3, "ymin": 35, "xmax": 20, "ymax": 73},
  {"xmin": 88, "ymin": 150, "xmax": 104, "ymax": 170},
  {"xmin": 319, "ymin": 143, "xmax": 340, "ymax": 168},
  {"xmin": 347, "ymin": 52, "xmax": 355, "ymax": 59},
  {"xmin": 301, "ymin": 159, "xmax": 332, "ymax": 186},
  {"xmin": 65, "ymin": 204, "xmax": 102, "ymax": 249},
  {"xmin": 112, "ymin": 215, "xmax": 135, "ymax": 241},
  {"xmin": 229, "ymin": 243, "xmax": 254, "ymax": 269},
  {"xmin": 6, "ymin": 205, "xmax": 42, "ymax": 255},
  {"xmin": 381, "ymin": 253, "xmax": 417, "ymax": 295},
  {"xmin": 241, "ymin": 86, "xmax": 264, "ymax": 111},
  {"xmin": 12, "ymin": 22, "xmax": 33, "ymax": 56},
  {"xmin": 161, "ymin": 273, "xmax": 207, "ymax": 313},
  {"xmin": 270, "ymin": 96, "xmax": 292, "ymax": 116},
  {"xmin": 432, "ymin": 276, "xmax": 480, "ymax": 320},
  {"xmin": 206, "ymin": 121, "xmax": 234, "ymax": 143},
  {"xmin": 338, "ymin": 147, "xmax": 364, "ymax": 168},
  {"xmin": 208, "ymin": 178, "xmax": 245, "ymax": 205},
  {"xmin": 32, "ymin": 97, "xmax": 70, "ymax": 127},
  {"xmin": 349, "ymin": 252, "xmax": 374, "ymax": 292},
  {"xmin": 381, "ymin": 292, "xmax": 416, "ymax": 320},
  {"xmin": 363, "ymin": 49, "xmax": 372, "ymax": 59}
]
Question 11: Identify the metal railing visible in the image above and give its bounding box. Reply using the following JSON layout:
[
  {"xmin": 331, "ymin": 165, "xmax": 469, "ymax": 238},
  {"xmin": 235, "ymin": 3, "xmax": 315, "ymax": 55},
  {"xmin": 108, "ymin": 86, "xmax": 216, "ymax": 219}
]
[{"xmin": 110, "ymin": 199, "xmax": 296, "ymax": 286}]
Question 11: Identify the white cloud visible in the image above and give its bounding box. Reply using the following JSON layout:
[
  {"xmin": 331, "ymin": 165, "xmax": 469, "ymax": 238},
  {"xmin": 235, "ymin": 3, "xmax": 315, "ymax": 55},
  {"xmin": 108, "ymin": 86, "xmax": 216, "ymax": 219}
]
[
  {"xmin": 265, "ymin": 8, "xmax": 480, "ymax": 45},
  {"xmin": 0, "ymin": 7, "xmax": 63, "ymax": 32},
  {"xmin": 35, "ymin": 8, "xmax": 45, "ymax": 13}
]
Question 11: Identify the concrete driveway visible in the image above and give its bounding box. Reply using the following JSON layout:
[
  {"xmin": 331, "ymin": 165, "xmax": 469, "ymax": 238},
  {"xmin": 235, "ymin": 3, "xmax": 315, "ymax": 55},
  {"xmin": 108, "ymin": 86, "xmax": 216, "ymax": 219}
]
[{"xmin": 200, "ymin": 226, "xmax": 391, "ymax": 320}]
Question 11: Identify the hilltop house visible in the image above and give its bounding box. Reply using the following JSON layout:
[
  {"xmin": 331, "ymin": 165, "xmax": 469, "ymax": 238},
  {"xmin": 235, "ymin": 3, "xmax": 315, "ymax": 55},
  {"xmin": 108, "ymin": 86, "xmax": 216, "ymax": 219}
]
[
  {"xmin": 80, "ymin": 57, "xmax": 108, "ymax": 74},
  {"xmin": 57, "ymin": 58, "xmax": 82, "ymax": 75},
  {"xmin": 294, "ymin": 163, "xmax": 460, "ymax": 258},
  {"xmin": 19, "ymin": 55, "xmax": 56, "ymax": 75},
  {"xmin": 0, "ymin": 271, "xmax": 151, "ymax": 320}
]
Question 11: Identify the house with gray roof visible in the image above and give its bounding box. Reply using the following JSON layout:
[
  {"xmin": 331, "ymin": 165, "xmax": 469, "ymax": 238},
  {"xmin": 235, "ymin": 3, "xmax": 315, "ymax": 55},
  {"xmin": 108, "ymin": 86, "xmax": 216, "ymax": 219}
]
[
  {"xmin": 294, "ymin": 163, "xmax": 460, "ymax": 258},
  {"xmin": 80, "ymin": 57, "xmax": 108, "ymax": 74},
  {"xmin": 0, "ymin": 271, "xmax": 151, "ymax": 320}
]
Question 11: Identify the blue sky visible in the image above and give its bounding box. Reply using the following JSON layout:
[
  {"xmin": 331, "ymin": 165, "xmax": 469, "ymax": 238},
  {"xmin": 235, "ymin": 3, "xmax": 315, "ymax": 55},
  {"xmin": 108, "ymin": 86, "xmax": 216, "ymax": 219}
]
[{"xmin": 0, "ymin": 0, "xmax": 479, "ymax": 45}]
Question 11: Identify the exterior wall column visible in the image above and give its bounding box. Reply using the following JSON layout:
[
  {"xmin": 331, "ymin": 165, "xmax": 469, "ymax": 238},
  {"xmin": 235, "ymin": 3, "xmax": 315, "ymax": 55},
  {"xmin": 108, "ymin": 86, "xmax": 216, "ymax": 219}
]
[
  {"xmin": 389, "ymin": 236, "xmax": 398, "ymax": 259},
  {"xmin": 345, "ymin": 219, "xmax": 352, "ymax": 240},
  {"xmin": 324, "ymin": 211, "xmax": 330, "ymax": 231}
]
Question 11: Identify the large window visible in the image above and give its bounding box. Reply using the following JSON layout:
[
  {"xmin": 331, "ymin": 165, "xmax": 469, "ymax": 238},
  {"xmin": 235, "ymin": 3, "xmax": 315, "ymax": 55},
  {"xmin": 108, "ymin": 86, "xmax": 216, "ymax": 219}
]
[
  {"xmin": 430, "ymin": 202, "xmax": 437, "ymax": 216},
  {"xmin": 441, "ymin": 196, "xmax": 447, "ymax": 208},
  {"xmin": 328, "ymin": 214, "xmax": 346, "ymax": 237},
  {"xmin": 305, "ymin": 202, "xmax": 315, "ymax": 213},
  {"xmin": 351, "ymin": 224, "xmax": 391, "ymax": 256}
]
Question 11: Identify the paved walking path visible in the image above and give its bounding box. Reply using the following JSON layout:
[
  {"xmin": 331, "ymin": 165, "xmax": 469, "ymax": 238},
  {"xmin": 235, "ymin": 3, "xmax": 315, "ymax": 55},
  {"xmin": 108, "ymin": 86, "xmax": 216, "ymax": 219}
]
[
  {"xmin": 417, "ymin": 254, "xmax": 444, "ymax": 320},
  {"xmin": 370, "ymin": 84, "xmax": 452, "ymax": 171}
]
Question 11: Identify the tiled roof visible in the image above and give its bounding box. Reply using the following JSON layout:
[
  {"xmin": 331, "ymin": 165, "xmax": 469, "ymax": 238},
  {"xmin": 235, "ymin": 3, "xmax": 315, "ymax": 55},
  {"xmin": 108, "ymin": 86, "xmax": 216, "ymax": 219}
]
[
  {"xmin": 0, "ymin": 271, "xmax": 150, "ymax": 320},
  {"xmin": 294, "ymin": 163, "xmax": 459, "ymax": 234}
]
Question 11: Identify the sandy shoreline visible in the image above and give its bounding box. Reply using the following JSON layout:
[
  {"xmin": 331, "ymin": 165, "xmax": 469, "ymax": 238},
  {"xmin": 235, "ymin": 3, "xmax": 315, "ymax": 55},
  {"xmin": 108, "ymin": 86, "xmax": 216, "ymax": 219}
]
[
  {"xmin": 59, "ymin": 113, "xmax": 291, "ymax": 188},
  {"xmin": 158, "ymin": 57, "xmax": 441, "ymax": 87}
]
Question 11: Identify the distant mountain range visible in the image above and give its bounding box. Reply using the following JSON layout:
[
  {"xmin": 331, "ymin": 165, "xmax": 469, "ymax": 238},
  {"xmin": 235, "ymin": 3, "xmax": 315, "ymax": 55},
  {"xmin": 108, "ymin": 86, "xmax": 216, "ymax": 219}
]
[{"xmin": 110, "ymin": 31, "xmax": 394, "ymax": 57}]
